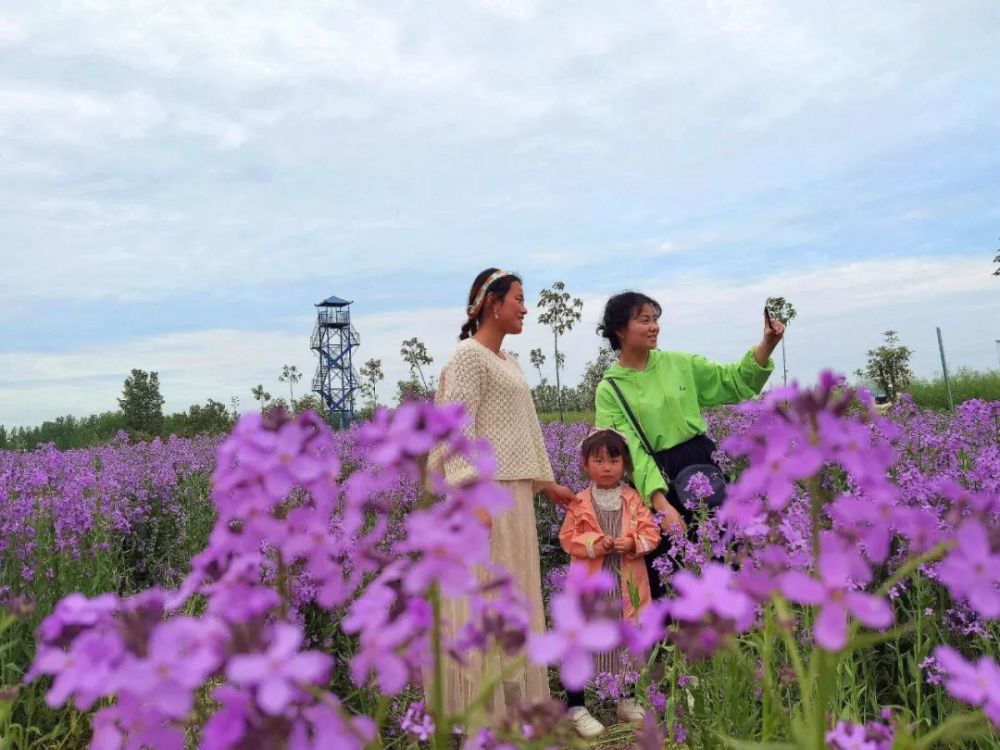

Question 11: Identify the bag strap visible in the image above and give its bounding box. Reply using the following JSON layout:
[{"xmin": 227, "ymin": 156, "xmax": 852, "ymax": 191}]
[{"xmin": 603, "ymin": 378, "xmax": 657, "ymax": 459}]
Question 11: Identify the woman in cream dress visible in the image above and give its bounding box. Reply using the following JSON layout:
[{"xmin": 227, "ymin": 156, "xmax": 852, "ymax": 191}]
[{"xmin": 431, "ymin": 267, "xmax": 577, "ymax": 721}]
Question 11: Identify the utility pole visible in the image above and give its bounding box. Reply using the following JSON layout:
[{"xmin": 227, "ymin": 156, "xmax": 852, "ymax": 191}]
[{"xmin": 936, "ymin": 327, "xmax": 954, "ymax": 412}]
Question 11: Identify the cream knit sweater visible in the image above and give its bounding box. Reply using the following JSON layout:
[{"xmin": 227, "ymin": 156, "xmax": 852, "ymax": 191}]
[{"xmin": 433, "ymin": 338, "xmax": 555, "ymax": 486}]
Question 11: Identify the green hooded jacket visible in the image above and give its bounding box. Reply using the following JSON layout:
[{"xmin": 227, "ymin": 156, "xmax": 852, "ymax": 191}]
[{"xmin": 595, "ymin": 348, "xmax": 774, "ymax": 506}]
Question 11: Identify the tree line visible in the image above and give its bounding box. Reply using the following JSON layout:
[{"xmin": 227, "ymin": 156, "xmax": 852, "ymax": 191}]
[
  {"xmin": 1, "ymin": 366, "xmax": 322, "ymax": 452},
  {"xmin": 7, "ymin": 250, "xmax": 997, "ymax": 451}
]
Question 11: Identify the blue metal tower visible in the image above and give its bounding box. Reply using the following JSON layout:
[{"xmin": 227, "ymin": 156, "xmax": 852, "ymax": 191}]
[{"xmin": 311, "ymin": 295, "xmax": 360, "ymax": 428}]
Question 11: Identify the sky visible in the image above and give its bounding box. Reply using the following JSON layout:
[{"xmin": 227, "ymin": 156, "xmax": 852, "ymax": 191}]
[{"xmin": 2, "ymin": 0, "xmax": 999, "ymax": 428}]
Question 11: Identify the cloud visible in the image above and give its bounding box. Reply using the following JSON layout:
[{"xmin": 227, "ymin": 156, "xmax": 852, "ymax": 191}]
[
  {"xmin": 0, "ymin": 15, "xmax": 25, "ymax": 46},
  {"xmin": 1, "ymin": 4, "xmax": 996, "ymax": 305},
  {"xmin": 0, "ymin": 86, "xmax": 166, "ymax": 143},
  {"xmin": 1, "ymin": 1, "xmax": 998, "ymax": 427}
]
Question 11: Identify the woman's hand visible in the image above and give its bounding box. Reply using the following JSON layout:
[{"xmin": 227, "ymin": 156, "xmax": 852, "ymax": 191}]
[
  {"xmin": 613, "ymin": 536, "xmax": 636, "ymax": 554},
  {"xmin": 650, "ymin": 490, "xmax": 687, "ymax": 534},
  {"xmin": 755, "ymin": 309, "xmax": 786, "ymax": 366},
  {"xmin": 598, "ymin": 536, "xmax": 615, "ymax": 554},
  {"xmin": 763, "ymin": 309, "xmax": 785, "ymax": 344},
  {"xmin": 541, "ymin": 482, "xmax": 576, "ymax": 508}
]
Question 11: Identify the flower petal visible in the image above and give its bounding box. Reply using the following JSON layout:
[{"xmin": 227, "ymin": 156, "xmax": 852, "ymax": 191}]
[{"xmin": 814, "ymin": 603, "xmax": 848, "ymax": 651}]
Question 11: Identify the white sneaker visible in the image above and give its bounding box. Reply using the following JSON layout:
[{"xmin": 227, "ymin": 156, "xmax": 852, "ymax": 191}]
[
  {"xmin": 570, "ymin": 707, "xmax": 605, "ymax": 738},
  {"xmin": 617, "ymin": 698, "xmax": 646, "ymax": 723}
]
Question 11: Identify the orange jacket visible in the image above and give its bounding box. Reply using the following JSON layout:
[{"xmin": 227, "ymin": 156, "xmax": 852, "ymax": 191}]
[{"xmin": 558, "ymin": 484, "xmax": 661, "ymax": 622}]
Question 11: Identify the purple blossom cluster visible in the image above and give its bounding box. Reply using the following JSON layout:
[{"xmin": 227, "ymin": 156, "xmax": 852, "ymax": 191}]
[
  {"xmin": 825, "ymin": 708, "xmax": 895, "ymax": 749},
  {"xmin": 5, "ymin": 375, "xmax": 999, "ymax": 747},
  {"xmin": 1, "ymin": 433, "xmax": 218, "ymax": 592}
]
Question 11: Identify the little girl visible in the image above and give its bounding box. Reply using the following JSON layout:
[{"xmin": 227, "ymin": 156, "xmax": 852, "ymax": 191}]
[{"xmin": 558, "ymin": 428, "xmax": 661, "ymax": 737}]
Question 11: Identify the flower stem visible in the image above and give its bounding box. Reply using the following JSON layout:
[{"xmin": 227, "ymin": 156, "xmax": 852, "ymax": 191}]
[
  {"xmin": 770, "ymin": 594, "xmax": 808, "ymax": 711},
  {"xmin": 762, "ymin": 605, "xmax": 776, "ymax": 739},
  {"xmin": 457, "ymin": 654, "xmax": 527, "ymax": 726},
  {"xmin": 876, "ymin": 541, "xmax": 950, "ymax": 597},
  {"xmin": 812, "ymin": 649, "xmax": 834, "ymax": 750},
  {"xmin": 429, "ymin": 583, "xmax": 448, "ymax": 750},
  {"xmin": 276, "ymin": 557, "xmax": 289, "ymax": 621}
]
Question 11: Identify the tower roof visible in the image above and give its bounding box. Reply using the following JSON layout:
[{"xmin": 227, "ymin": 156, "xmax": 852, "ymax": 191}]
[{"xmin": 316, "ymin": 294, "xmax": 352, "ymax": 307}]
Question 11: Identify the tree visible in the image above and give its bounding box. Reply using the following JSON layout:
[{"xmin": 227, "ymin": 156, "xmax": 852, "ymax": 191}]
[
  {"xmin": 529, "ymin": 348, "xmax": 546, "ymax": 383},
  {"xmin": 395, "ymin": 379, "xmax": 434, "ymax": 404},
  {"xmin": 278, "ymin": 365, "xmax": 302, "ymax": 403},
  {"xmin": 0, "ymin": 425, "xmax": 8, "ymax": 450},
  {"xmin": 168, "ymin": 399, "xmax": 233, "ymax": 437},
  {"xmin": 537, "ymin": 281, "xmax": 583, "ymax": 422},
  {"xmin": 765, "ymin": 296, "xmax": 798, "ymax": 387},
  {"xmin": 291, "ymin": 394, "xmax": 323, "ymax": 416},
  {"xmin": 864, "ymin": 330, "xmax": 913, "ymax": 402},
  {"xmin": 993, "ymin": 239, "xmax": 999, "ymax": 276},
  {"xmin": 359, "ymin": 358, "xmax": 385, "ymax": 410},
  {"xmin": 118, "ymin": 369, "xmax": 165, "ymax": 438},
  {"xmin": 401, "ymin": 338, "xmax": 433, "ymax": 389},
  {"xmin": 251, "ymin": 384, "xmax": 272, "ymax": 406},
  {"xmin": 577, "ymin": 346, "xmax": 616, "ymax": 411}
]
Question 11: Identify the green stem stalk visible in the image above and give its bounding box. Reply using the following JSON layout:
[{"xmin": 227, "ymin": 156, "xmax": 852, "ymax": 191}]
[{"xmin": 429, "ymin": 584, "xmax": 448, "ymax": 750}]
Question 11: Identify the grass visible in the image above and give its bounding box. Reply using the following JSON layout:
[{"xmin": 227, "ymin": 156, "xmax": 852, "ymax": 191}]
[{"xmin": 906, "ymin": 367, "xmax": 1000, "ymax": 411}]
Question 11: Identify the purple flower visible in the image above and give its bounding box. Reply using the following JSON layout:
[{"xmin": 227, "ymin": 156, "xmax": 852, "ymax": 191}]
[
  {"xmin": 671, "ymin": 564, "xmax": 754, "ymax": 630},
  {"xmin": 825, "ymin": 719, "xmax": 881, "ymax": 750},
  {"xmin": 528, "ymin": 573, "xmax": 620, "ymax": 689},
  {"xmin": 933, "ymin": 645, "xmax": 1000, "ymax": 727},
  {"xmin": 91, "ymin": 694, "xmax": 185, "ymax": 750},
  {"xmin": 937, "ymin": 520, "xmax": 1000, "ymax": 619},
  {"xmin": 227, "ymin": 622, "xmax": 332, "ymax": 716},
  {"xmin": 344, "ymin": 568, "xmax": 432, "ymax": 694},
  {"xmin": 201, "ymin": 686, "xmax": 251, "ymax": 749},
  {"xmin": 621, "ymin": 600, "xmax": 671, "ymax": 656},
  {"xmin": 780, "ymin": 534, "xmax": 893, "ymax": 651},
  {"xmin": 401, "ymin": 504, "xmax": 489, "ymax": 596},
  {"xmin": 112, "ymin": 616, "xmax": 227, "ymax": 718},
  {"xmin": 28, "ymin": 629, "xmax": 125, "ymax": 709},
  {"xmin": 304, "ymin": 702, "xmax": 377, "ymax": 750},
  {"xmin": 37, "ymin": 592, "xmax": 119, "ymax": 647},
  {"xmin": 401, "ymin": 700, "xmax": 435, "ymax": 741}
]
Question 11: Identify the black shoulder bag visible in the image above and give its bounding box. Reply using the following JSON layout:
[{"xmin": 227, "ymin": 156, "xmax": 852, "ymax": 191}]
[{"xmin": 604, "ymin": 377, "xmax": 727, "ymax": 511}]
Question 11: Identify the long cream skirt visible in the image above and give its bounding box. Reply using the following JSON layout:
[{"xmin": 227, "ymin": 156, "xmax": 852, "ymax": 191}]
[{"xmin": 433, "ymin": 479, "xmax": 550, "ymax": 722}]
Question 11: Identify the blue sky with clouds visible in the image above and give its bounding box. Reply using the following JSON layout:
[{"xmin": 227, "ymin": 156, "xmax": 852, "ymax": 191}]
[{"xmin": 2, "ymin": 1, "xmax": 999, "ymax": 427}]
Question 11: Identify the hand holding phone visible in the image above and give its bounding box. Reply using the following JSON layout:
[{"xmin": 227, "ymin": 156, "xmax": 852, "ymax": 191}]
[{"xmin": 763, "ymin": 305, "xmax": 785, "ymax": 340}]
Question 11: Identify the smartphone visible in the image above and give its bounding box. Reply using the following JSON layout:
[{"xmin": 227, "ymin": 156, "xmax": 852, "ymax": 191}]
[{"xmin": 764, "ymin": 305, "xmax": 776, "ymax": 333}]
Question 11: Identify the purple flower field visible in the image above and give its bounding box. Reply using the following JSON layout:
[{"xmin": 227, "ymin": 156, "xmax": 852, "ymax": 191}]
[{"xmin": 1, "ymin": 380, "xmax": 998, "ymax": 749}]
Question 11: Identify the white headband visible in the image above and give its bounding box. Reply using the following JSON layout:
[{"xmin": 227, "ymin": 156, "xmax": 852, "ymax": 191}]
[{"xmin": 466, "ymin": 270, "xmax": 511, "ymax": 319}]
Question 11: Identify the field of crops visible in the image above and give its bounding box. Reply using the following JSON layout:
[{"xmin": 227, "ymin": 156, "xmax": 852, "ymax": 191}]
[{"xmin": 1, "ymin": 381, "xmax": 998, "ymax": 749}]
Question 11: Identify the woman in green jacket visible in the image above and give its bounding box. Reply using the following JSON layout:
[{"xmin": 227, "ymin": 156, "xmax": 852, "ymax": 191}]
[{"xmin": 594, "ymin": 291, "xmax": 784, "ymax": 598}]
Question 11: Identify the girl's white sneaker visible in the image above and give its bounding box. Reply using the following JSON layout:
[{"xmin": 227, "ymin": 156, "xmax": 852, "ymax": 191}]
[
  {"xmin": 617, "ymin": 699, "xmax": 646, "ymax": 723},
  {"xmin": 569, "ymin": 707, "xmax": 605, "ymax": 738}
]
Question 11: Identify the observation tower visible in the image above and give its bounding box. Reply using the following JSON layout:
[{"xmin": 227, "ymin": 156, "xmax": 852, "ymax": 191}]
[{"xmin": 310, "ymin": 295, "xmax": 359, "ymax": 428}]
